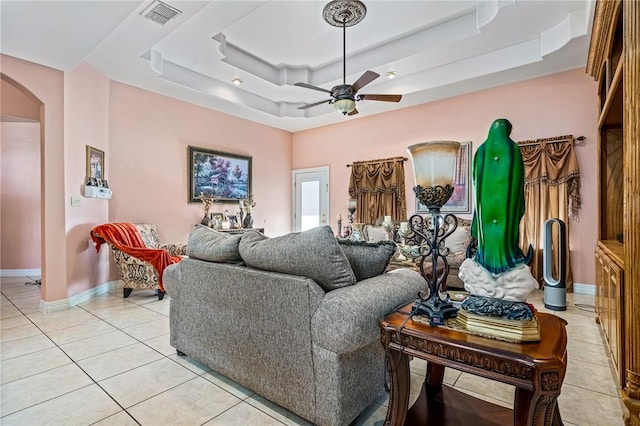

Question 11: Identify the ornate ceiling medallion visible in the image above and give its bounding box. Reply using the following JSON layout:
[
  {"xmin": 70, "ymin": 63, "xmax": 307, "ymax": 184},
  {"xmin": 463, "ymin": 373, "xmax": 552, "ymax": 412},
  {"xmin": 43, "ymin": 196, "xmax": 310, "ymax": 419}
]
[{"xmin": 322, "ymin": 0, "xmax": 367, "ymax": 27}]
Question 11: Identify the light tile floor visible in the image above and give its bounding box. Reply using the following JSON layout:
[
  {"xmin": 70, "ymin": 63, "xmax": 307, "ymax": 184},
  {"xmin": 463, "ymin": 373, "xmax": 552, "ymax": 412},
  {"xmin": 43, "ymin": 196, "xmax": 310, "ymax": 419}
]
[{"xmin": 0, "ymin": 276, "xmax": 625, "ymax": 425}]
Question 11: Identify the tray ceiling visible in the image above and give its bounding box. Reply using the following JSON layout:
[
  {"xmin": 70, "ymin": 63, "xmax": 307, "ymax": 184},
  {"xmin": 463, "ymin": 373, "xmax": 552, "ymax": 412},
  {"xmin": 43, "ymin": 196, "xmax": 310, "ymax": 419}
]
[{"xmin": 0, "ymin": 1, "xmax": 594, "ymax": 132}]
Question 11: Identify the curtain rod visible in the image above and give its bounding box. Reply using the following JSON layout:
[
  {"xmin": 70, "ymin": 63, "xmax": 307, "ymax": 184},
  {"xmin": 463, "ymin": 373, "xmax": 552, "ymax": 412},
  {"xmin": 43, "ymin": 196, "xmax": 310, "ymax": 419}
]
[
  {"xmin": 517, "ymin": 135, "xmax": 586, "ymax": 147},
  {"xmin": 346, "ymin": 157, "xmax": 408, "ymax": 167}
]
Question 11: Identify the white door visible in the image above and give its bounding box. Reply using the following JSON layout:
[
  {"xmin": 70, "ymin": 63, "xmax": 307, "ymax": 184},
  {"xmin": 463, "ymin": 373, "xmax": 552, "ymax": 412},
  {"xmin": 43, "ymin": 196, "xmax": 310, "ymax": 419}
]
[{"xmin": 292, "ymin": 166, "xmax": 329, "ymax": 232}]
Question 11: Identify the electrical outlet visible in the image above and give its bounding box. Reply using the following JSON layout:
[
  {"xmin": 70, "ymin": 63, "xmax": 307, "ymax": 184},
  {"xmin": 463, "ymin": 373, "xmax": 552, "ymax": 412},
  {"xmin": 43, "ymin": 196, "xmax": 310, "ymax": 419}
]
[{"xmin": 70, "ymin": 196, "xmax": 81, "ymax": 207}]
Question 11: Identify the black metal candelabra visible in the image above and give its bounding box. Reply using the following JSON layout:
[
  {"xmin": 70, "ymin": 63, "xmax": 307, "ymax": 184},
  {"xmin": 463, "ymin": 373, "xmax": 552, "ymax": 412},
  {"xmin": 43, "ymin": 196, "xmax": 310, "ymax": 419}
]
[{"xmin": 408, "ymin": 184, "xmax": 459, "ymax": 326}]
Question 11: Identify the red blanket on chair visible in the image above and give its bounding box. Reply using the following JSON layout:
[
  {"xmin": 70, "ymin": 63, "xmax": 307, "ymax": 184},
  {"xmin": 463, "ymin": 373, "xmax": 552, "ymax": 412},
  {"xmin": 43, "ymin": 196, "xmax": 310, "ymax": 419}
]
[{"xmin": 90, "ymin": 223, "xmax": 182, "ymax": 291}]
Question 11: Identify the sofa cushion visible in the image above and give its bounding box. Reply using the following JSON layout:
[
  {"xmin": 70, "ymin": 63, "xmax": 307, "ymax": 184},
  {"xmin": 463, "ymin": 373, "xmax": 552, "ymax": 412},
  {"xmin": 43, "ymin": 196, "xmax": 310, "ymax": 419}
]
[
  {"xmin": 338, "ymin": 240, "xmax": 396, "ymax": 281},
  {"xmin": 445, "ymin": 219, "xmax": 471, "ymax": 256},
  {"xmin": 239, "ymin": 226, "xmax": 356, "ymax": 292},
  {"xmin": 186, "ymin": 225, "xmax": 242, "ymax": 263},
  {"xmin": 363, "ymin": 224, "xmax": 389, "ymax": 242}
]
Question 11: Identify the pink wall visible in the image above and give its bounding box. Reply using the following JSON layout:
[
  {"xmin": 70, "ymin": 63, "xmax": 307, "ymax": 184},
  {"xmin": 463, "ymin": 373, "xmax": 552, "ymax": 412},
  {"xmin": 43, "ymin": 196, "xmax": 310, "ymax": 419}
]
[
  {"xmin": 1, "ymin": 55, "xmax": 67, "ymax": 302},
  {"xmin": 1, "ymin": 79, "xmax": 40, "ymax": 121},
  {"xmin": 108, "ymin": 82, "xmax": 293, "ymax": 243},
  {"xmin": 64, "ymin": 62, "xmax": 113, "ymax": 295},
  {"xmin": 0, "ymin": 53, "xmax": 598, "ymax": 306},
  {"xmin": 1, "ymin": 123, "xmax": 41, "ymax": 269},
  {"xmin": 293, "ymin": 69, "xmax": 599, "ymax": 286}
]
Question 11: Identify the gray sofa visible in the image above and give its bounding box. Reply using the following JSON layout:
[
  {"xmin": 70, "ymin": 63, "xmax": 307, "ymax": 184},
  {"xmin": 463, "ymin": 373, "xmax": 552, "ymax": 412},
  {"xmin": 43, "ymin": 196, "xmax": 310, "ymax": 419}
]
[{"xmin": 163, "ymin": 225, "xmax": 427, "ymax": 426}]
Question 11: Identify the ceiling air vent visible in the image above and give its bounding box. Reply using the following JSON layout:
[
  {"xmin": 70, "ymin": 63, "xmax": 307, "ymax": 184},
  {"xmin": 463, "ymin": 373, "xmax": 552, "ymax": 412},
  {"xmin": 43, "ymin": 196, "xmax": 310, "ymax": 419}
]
[{"xmin": 140, "ymin": 0, "xmax": 182, "ymax": 25}]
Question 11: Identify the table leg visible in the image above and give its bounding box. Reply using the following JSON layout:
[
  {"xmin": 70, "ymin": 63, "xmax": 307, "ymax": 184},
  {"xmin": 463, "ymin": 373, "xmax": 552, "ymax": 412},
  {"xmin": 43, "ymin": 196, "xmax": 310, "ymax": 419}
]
[
  {"xmin": 384, "ymin": 348, "xmax": 411, "ymax": 426},
  {"xmin": 514, "ymin": 387, "xmax": 562, "ymax": 426},
  {"xmin": 425, "ymin": 362, "xmax": 445, "ymax": 389}
]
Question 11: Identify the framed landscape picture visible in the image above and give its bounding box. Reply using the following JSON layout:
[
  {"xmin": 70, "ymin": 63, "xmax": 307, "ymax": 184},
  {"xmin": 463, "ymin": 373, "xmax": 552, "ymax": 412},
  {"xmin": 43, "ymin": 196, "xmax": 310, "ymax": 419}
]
[
  {"xmin": 188, "ymin": 146, "xmax": 252, "ymax": 203},
  {"xmin": 417, "ymin": 141, "xmax": 472, "ymax": 214}
]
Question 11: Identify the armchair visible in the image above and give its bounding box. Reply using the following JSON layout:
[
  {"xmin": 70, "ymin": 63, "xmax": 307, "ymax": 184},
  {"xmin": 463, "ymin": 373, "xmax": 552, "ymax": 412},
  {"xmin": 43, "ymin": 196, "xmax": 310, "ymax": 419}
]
[{"xmin": 108, "ymin": 224, "xmax": 186, "ymax": 300}]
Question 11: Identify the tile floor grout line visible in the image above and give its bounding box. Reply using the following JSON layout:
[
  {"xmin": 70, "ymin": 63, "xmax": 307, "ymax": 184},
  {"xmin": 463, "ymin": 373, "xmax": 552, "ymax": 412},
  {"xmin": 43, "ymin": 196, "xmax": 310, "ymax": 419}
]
[
  {"xmin": 0, "ymin": 309, "xmax": 140, "ymax": 424},
  {"xmin": 0, "ymin": 383, "xmax": 96, "ymax": 420},
  {"xmin": 560, "ymin": 381, "xmax": 622, "ymax": 399},
  {"xmin": 0, "ymin": 290, "xmax": 157, "ymax": 425}
]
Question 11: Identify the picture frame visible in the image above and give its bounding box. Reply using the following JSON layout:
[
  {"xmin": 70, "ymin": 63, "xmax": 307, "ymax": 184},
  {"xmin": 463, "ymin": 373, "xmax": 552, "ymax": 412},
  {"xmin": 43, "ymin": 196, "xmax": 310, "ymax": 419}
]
[
  {"xmin": 417, "ymin": 141, "xmax": 472, "ymax": 214},
  {"xmin": 86, "ymin": 145, "xmax": 105, "ymax": 180},
  {"xmin": 188, "ymin": 146, "xmax": 251, "ymax": 203}
]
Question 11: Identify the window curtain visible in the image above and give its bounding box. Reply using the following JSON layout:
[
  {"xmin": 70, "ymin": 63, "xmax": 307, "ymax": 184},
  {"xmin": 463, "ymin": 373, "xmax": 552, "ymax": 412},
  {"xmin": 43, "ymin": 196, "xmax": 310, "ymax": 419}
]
[
  {"xmin": 348, "ymin": 156, "xmax": 407, "ymax": 224},
  {"xmin": 518, "ymin": 135, "xmax": 581, "ymax": 291}
]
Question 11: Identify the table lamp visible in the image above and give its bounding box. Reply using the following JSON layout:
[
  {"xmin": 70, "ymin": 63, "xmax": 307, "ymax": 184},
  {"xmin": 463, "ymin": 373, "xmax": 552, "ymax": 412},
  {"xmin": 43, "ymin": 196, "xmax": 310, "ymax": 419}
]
[{"xmin": 407, "ymin": 140, "xmax": 460, "ymax": 326}]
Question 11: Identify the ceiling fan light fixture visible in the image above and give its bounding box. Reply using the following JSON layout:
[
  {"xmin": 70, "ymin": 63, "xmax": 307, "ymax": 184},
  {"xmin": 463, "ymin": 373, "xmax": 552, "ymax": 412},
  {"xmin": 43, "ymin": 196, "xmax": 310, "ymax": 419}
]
[{"xmin": 334, "ymin": 98, "xmax": 356, "ymax": 115}]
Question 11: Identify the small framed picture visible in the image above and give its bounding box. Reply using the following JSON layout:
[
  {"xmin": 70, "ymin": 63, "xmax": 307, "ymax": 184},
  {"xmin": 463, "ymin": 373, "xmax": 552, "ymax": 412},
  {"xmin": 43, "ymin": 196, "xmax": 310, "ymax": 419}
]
[{"xmin": 86, "ymin": 145, "xmax": 105, "ymax": 180}]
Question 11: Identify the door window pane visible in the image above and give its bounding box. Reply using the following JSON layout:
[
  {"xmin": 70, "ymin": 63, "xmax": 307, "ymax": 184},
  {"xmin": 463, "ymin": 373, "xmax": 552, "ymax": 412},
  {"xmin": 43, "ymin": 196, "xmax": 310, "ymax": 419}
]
[{"xmin": 301, "ymin": 180, "xmax": 320, "ymax": 231}]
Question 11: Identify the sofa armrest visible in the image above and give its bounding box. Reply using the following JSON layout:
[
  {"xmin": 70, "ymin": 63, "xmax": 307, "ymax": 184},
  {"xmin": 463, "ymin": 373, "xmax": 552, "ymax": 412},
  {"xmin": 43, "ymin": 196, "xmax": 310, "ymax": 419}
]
[
  {"xmin": 159, "ymin": 243, "xmax": 187, "ymax": 256},
  {"xmin": 163, "ymin": 264, "xmax": 182, "ymax": 299},
  {"xmin": 311, "ymin": 268, "xmax": 426, "ymax": 353}
]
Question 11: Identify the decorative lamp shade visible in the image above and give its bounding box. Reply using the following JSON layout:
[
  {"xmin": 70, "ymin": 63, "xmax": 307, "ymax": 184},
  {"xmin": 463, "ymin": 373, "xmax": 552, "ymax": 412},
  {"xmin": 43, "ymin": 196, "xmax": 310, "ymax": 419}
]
[
  {"xmin": 347, "ymin": 198, "xmax": 357, "ymax": 210},
  {"xmin": 334, "ymin": 98, "xmax": 356, "ymax": 115},
  {"xmin": 407, "ymin": 141, "xmax": 460, "ymax": 187}
]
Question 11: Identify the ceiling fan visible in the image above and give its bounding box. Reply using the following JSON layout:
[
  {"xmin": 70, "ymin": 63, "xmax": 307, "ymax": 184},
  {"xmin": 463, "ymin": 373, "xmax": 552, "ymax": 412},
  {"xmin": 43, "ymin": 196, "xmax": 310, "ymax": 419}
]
[{"xmin": 295, "ymin": 0, "xmax": 402, "ymax": 116}]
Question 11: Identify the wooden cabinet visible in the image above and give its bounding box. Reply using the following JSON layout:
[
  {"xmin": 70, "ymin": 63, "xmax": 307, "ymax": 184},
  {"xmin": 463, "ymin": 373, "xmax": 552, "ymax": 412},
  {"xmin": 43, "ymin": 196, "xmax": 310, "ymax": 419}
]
[
  {"xmin": 595, "ymin": 242, "xmax": 624, "ymax": 379},
  {"xmin": 587, "ymin": 1, "xmax": 640, "ymax": 423}
]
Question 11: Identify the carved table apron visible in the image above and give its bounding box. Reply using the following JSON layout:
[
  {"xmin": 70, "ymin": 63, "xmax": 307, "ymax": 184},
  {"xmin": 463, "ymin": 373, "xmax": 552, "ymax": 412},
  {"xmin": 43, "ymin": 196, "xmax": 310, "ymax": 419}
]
[{"xmin": 379, "ymin": 304, "xmax": 567, "ymax": 426}]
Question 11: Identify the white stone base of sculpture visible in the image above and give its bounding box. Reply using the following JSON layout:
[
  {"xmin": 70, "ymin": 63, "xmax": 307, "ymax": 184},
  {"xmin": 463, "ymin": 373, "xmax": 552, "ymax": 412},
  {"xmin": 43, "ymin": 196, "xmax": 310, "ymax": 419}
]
[{"xmin": 458, "ymin": 259, "xmax": 537, "ymax": 303}]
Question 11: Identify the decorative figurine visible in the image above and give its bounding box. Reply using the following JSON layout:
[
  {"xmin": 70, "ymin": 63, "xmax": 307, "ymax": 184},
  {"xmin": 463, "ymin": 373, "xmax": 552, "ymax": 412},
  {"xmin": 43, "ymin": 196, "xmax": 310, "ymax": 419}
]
[
  {"xmin": 457, "ymin": 119, "xmax": 539, "ymax": 341},
  {"xmin": 471, "ymin": 118, "xmax": 532, "ymax": 274}
]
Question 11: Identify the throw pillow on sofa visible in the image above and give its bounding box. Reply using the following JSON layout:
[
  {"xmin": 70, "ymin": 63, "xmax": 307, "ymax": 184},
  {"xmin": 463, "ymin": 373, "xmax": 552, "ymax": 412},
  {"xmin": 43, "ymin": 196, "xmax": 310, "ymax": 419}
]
[
  {"xmin": 239, "ymin": 226, "xmax": 356, "ymax": 292},
  {"xmin": 186, "ymin": 224, "xmax": 243, "ymax": 263},
  {"xmin": 445, "ymin": 219, "xmax": 471, "ymax": 253},
  {"xmin": 338, "ymin": 239, "xmax": 396, "ymax": 281}
]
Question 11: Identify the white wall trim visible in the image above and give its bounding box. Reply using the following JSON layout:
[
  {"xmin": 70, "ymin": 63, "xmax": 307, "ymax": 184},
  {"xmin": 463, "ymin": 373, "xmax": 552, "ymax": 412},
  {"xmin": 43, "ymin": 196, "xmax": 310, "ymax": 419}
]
[
  {"xmin": 573, "ymin": 282, "xmax": 595, "ymax": 295},
  {"xmin": 38, "ymin": 280, "xmax": 119, "ymax": 313},
  {"xmin": 0, "ymin": 269, "xmax": 41, "ymax": 277}
]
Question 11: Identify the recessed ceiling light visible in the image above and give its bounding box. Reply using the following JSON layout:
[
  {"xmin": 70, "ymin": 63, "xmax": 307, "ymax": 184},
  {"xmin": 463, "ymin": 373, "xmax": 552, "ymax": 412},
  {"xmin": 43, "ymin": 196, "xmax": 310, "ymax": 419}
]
[
  {"xmin": 232, "ymin": 78, "xmax": 243, "ymax": 85},
  {"xmin": 387, "ymin": 71, "xmax": 397, "ymax": 79}
]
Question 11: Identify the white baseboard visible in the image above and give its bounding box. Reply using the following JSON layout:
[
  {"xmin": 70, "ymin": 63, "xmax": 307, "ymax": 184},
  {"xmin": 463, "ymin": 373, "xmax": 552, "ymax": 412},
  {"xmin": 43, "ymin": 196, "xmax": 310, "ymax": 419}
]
[
  {"xmin": 39, "ymin": 281, "xmax": 119, "ymax": 313},
  {"xmin": 0, "ymin": 269, "xmax": 41, "ymax": 277},
  {"xmin": 573, "ymin": 283, "xmax": 595, "ymax": 295}
]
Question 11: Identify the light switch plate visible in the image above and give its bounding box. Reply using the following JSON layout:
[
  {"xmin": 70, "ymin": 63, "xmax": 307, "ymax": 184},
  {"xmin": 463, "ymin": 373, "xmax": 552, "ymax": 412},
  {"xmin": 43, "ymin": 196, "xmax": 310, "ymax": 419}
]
[{"xmin": 71, "ymin": 196, "xmax": 81, "ymax": 207}]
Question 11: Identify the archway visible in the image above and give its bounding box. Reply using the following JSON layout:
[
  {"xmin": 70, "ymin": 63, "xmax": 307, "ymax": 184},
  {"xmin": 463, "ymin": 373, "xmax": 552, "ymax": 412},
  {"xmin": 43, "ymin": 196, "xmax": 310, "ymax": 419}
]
[{"xmin": 1, "ymin": 73, "xmax": 44, "ymax": 297}]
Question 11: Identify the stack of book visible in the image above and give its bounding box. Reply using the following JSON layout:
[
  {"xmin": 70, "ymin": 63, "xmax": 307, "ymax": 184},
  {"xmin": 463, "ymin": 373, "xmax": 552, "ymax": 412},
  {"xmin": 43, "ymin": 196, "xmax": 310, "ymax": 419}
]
[{"xmin": 456, "ymin": 308, "xmax": 541, "ymax": 342}]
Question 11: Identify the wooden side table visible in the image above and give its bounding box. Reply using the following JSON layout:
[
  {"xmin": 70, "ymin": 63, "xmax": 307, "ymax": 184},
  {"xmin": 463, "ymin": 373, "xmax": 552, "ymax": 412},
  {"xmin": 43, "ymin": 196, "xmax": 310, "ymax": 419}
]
[{"xmin": 379, "ymin": 304, "xmax": 567, "ymax": 426}]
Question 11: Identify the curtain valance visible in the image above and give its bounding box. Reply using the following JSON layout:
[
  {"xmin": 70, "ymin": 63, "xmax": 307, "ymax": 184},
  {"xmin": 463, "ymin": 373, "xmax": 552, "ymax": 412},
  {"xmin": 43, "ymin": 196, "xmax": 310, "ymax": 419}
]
[{"xmin": 348, "ymin": 156, "xmax": 407, "ymax": 224}]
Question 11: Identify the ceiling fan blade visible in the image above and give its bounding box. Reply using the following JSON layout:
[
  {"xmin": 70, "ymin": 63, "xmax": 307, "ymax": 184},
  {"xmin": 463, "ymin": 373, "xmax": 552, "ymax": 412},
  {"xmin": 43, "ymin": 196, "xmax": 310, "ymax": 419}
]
[
  {"xmin": 294, "ymin": 82, "xmax": 332, "ymax": 94},
  {"xmin": 359, "ymin": 94, "xmax": 402, "ymax": 102},
  {"xmin": 347, "ymin": 108, "xmax": 359, "ymax": 116},
  {"xmin": 298, "ymin": 99, "xmax": 332, "ymax": 110},
  {"xmin": 351, "ymin": 70, "xmax": 380, "ymax": 92}
]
